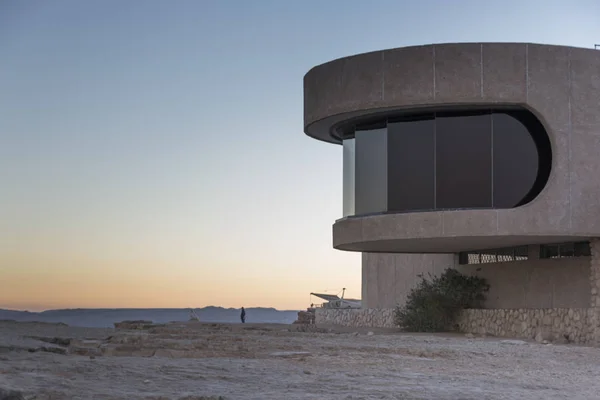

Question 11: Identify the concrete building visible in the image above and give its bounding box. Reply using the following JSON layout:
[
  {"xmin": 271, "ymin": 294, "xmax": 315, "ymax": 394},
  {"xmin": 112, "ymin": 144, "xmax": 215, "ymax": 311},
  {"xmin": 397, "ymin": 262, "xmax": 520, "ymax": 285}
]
[{"xmin": 304, "ymin": 43, "xmax": 600, "ymax": 343}]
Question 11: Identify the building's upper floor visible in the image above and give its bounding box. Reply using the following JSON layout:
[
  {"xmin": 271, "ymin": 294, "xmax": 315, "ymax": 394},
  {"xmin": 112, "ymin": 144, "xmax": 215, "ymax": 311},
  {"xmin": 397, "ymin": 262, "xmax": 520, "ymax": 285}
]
[{"xmin": 303, "ymin": 43, "xmax": 600, "ymax": 253}]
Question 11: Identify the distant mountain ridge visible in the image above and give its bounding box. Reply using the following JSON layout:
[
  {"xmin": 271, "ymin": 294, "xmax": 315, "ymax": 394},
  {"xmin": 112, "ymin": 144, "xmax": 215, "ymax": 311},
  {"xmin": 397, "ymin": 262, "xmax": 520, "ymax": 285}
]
[{"xmin": 0, "ymin": 307, "xmax": 299, "ymax": 328}]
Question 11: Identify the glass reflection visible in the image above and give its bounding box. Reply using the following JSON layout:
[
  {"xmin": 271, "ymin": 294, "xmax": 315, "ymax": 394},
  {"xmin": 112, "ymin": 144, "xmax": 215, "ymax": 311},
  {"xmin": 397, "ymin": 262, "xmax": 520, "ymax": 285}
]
[
  {"xmin": 492, "ymin": 113, "xmax": 539, "ymax": 208},
  {"xmin": 342, "ymin": 139, "xmax": 355, "ymax": 217},
  {"xmin": 355, "ymin": 128, "xmax": 388, "ymax": 216},
  {"xmin": 435, "ymin": 113, "xmax": 492, "ymax": 209},
  {"xmin": 387, "ymin": 117, "xmax": 435, "ymax": 212}
]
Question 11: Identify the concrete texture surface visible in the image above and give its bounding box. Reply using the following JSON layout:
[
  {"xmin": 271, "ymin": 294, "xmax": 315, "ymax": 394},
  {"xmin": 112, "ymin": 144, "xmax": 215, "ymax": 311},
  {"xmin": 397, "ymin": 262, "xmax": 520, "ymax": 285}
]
[
  {"xmin": 362, "ymin": 250, "xmax": 591, "ymax": 309},
  {"xmin": 457, "ymin": 257, "xmax": 590, "ymax": 309},
  {"xmin": 362, "ymin": 253, "xmax": 454, "ymax": 308}
]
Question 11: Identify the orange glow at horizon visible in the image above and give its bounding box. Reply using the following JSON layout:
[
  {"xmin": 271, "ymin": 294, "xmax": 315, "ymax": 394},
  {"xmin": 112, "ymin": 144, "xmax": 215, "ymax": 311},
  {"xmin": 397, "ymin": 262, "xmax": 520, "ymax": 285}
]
[{"xmin": 1, "ymin": 250, "xmax": 360, "ymax": 312}]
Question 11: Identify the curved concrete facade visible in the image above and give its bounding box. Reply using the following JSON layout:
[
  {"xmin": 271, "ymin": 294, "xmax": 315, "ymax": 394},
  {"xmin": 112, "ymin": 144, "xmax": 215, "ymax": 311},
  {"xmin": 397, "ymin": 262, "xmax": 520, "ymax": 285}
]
[
  {"xmin": 304, "ymin": 43, "xmax": 600, "ymax": 253},
  {"xmin": 361, "ymin": 253, "xmax": 455, "ymax": 309},
  {"xmin": 362, "ymin": 251, "xmax": 592, "ymax": 309}
]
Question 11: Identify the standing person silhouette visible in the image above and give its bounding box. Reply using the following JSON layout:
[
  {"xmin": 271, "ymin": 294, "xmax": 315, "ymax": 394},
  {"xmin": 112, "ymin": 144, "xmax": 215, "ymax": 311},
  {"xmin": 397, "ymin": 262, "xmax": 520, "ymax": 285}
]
[{"xmin": 240, "ymin": 307, "xmax": 246, "ymax": 324}]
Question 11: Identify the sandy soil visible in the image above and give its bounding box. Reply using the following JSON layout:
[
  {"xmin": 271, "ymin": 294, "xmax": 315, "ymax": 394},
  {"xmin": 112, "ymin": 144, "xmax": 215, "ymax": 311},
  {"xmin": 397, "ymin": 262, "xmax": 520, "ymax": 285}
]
[{"xmin": 1, "ymin": 320, "xmax": 600, "ymax": 400}]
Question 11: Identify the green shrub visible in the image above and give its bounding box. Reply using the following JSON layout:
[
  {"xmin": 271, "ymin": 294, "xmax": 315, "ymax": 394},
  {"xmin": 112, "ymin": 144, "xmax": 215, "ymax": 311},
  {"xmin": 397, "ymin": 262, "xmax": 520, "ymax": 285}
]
[{"xmin": 394, "ymin": 268, "xmax": 489, "ymax": 332}]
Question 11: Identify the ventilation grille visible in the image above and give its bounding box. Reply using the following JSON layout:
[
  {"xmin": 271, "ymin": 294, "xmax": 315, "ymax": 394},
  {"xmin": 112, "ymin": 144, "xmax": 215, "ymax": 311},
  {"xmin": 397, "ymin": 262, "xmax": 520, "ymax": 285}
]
[{"xmin": 459, "ymin": 246, "xmax": 529, "ymax": 265}]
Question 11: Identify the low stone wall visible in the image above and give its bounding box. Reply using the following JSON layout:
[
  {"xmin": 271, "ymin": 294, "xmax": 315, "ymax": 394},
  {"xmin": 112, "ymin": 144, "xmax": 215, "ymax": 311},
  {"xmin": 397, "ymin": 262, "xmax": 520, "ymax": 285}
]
[
  {"xmin": 316, "ymin": 307, "xmax": 597, "ymax": 344},
  {"xmin": 458, "ymin": 308, "xmax": 592, "ymax": 344},
  {"xmin": 315, "ymin": 308, "xmax": 396, "ymax": 328}
]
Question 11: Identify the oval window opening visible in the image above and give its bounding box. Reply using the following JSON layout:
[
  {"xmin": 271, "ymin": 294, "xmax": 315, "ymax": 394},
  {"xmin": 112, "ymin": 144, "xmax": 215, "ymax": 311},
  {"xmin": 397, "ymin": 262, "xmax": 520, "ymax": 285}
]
[{"xmin": 341, "ymin": 107, "xmax": 552, "ymax": 217}]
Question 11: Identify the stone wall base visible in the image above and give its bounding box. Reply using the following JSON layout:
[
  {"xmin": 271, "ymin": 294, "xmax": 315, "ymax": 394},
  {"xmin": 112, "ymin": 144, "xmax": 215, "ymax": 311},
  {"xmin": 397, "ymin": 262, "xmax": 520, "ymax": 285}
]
[
  {"xmin": 458, "ymin": 308, "xmax": 594, "ymax": 344},
  {"xmin": 315, "ymin": 308, "xmax": 395, "ymax": 328},
  {"xmin": 316, "ymin": 308, "xmax": 598, "ymax": 344}
]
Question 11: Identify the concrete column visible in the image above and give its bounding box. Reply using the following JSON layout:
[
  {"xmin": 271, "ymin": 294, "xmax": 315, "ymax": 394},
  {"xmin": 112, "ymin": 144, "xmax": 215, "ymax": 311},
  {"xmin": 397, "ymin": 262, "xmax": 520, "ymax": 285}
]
[
  {"xmin": 589, "ymin": 239, "xmax": 600, "ymax": 344},
  {"xmin": 361, "ymin": 253, "xmax": 369, "ymax": 308}
]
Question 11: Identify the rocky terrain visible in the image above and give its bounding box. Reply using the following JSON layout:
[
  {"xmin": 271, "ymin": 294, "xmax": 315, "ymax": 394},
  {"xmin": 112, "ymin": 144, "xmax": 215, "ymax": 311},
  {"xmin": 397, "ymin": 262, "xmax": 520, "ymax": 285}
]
[{"xmin": 2, "ymin": 320, "xmax": 600, "ymax": 399}]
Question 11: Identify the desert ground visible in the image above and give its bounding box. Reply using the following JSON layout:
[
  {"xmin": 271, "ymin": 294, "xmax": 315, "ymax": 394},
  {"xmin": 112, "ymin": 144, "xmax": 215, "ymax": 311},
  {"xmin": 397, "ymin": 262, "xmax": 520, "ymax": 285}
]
[{"xmin": 2, "ymin": 320, "xmax": 600, "ymax": 400}]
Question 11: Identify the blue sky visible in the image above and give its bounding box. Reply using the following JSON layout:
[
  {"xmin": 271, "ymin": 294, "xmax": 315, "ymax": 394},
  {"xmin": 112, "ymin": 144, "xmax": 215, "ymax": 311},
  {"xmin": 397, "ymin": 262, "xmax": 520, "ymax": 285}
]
[{"xmin": 1, "ymin": 0, "xmax": 599, "ymax": 310}]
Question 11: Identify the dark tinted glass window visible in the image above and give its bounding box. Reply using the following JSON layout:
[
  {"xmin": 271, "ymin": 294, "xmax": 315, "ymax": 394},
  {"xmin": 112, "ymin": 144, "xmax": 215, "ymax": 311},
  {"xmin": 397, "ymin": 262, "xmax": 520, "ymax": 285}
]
[
  {"xmin": 492, "ymin": 113, "xmax": 539, "ymax": 208},
  {"xmin": 387, "ymin": 117, "xmax": 435, "ymax": 212},
  {"xmin": 435, "ymin": 113, "xmax": 492, "ymax": 209},
  {"xmin": 540, "ymin": 244, "xmax": 560, "ymax": 259},
  {"xmin": 540, "ymin": 242, "xmax": 591, "ymax": 258},
  {"xmin": 355, "ymin": 128, "xmax": 388, "ymax": 215},
  {"xmin": 342, "ymin": 139, "xmax": 356, "ymax": 217},
  {"xmin": 574, "ymin": 242, "xmax": 591, "ymax": 256},
  {"xmin": 342, "ymin": 108, "xmax": 550, "ymax": 217}
]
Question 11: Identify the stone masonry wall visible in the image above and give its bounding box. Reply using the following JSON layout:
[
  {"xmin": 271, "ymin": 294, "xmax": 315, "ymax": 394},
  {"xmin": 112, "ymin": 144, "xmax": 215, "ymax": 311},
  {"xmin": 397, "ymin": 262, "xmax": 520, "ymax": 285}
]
[
  {"xmin": 316, "ymin": 307, "xmax": 595, "ymax": 344},
  {"xmin": 315, "ymin": 308, "xmax": 395, "ymax": 328},
  {"xmin": 455, "ymin": 241, "xmax": 600, "ymax": 345},
  {"xmin": 458, "ymin": 308, "xmax": 591, "ymax": 344}
]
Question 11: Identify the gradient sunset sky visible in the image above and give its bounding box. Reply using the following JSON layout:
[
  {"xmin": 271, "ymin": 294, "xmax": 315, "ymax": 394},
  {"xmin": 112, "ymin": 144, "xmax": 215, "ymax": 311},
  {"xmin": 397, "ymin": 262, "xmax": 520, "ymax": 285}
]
[{"xmin": 1, "ymin": 0, "xmax": 599, "ymax": 311}]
